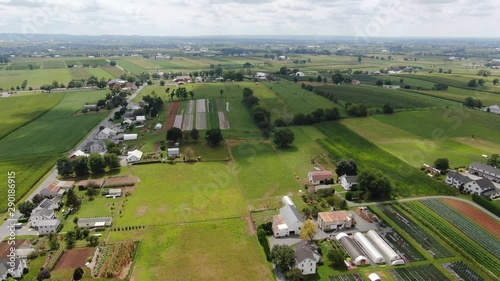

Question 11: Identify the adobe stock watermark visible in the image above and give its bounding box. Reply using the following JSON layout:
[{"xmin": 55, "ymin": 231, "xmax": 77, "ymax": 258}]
[{"xmin": 6, "ymin": 171, "xmax": 17, "ymax": 275}]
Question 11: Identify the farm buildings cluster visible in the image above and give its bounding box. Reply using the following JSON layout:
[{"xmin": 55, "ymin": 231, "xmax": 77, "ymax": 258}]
[{"xmin": 446, "ymin": 162, "xmax": 500, "ymax": 199}]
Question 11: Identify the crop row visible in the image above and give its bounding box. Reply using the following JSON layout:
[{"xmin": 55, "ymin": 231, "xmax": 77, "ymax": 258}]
[
  {"xmin": 442, "ymin": 261, "xmax": 484, "ymax": 281},
  {"xmin": 421, "ymin": 199, "xmax": 500, "ymax": 258},
  {"xmin": 378, "ymin": 204, "xmax": 452, "ymax": 259},
  {"xmin": 390, "ymin": 264, "xmax": 448, "ymax": 281},
  {"xmin": 400, "ymin": 202, "xmax": 500, "ymax": 280}
]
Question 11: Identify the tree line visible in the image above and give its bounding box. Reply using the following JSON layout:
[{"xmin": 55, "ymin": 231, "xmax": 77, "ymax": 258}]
[{"xmin": 242, "ymin": 87, "xmax": 272, "ymax": 137}]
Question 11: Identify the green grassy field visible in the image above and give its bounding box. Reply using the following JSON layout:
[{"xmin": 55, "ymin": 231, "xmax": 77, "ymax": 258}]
[
  {"xmin": 114, "ymin": 162, "xmax": 247, "ymax": 226},
  {"xmin": 0, "ymin": 69, "xmax": 72, "ymax": 89},
  {"xmin": 0, "ymin": 90, "xmax": 107, "ymax": 158},
  {"xmin": 230, "ymin": 142, "xmax": 304, "ymax": 210},
  {"xmin": 315, "ymin": 84, "xmax": 459, "ymax": 110},
  {"xmin": 108, "ymin": 219, "xmax": 272, "ymax": 281},
  {"xmin": 115, "ymin": 59, "xmax": 147, "ymax": 74},
  {"xmin": 342, "ymin": 109, "xmax": 500, "ymax": 168},
  {"xmin": 315, "ymin": 121, "xmax": 457, "ymax": 197},
  {"xmin": 263, "ymin": 82, "xmax": 346, "ymax": 117},
  {"xmin": 0, "ymin": 93, "xmax": 63, "ymax": 138},
  {"xmin": 102, "ymin": 66, "xmax": 126, "ymax": 77}
]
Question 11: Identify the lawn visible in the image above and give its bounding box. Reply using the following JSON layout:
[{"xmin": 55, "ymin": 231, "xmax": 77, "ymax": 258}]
[
  {"xmin": 114, "ymin": 162, "xmax": 247, "ymax": 226},
  {"xmin": 0, "ymin": 92, "xmax": 63, "ymax": 138},
  {"xmin": 108, "ymin": 219, "xmax": 272, "ymax": 281},
  {"xmin": 341, "ymin": 109, "xmax": 500, "ymax": 168},
  {"xmin": 230, "ymin": 141, "xmax": 304, "ymax": 210},
  {"xmin": 315, "ymin": 121, "xmax": 457, "ymax": 197}
]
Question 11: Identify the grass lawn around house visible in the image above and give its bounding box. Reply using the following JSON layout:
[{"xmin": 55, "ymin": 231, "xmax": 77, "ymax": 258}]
[
  {"xmin": 108, "ymin": 219, "xmax": 272, "ymax": 281},
  {"xmin": 114, "ymin": 162, "xmax": 247, "ymax": 226}
]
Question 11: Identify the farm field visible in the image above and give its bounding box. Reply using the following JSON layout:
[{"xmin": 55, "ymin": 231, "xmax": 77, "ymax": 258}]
[
  {"xmin": 0, "ymin": 93, "xmax": 63, "ymax": 138},
  {"xmin": 114, "ymin": 162, "xmax": 247, "ymax": 226},
  {"xmin": 102, "ymin": 66, "xmax": 126, "ymax": 77},
  {"xmin": 0, "ymin": 90, "xmax": 106, "ymax": 158},
  {"xmin": 442, "ymin": 261, "xmax": 485, "ymax": 281},
  {"xmin": 86, "ymin": 67, "xmax": 116, "ymax": 79},
  {"xmin": 377, "ymin": 204, "xmax": 452, "ymax": 259},
  {"xmin": 315, "ymin": 122, "xmax": 456, "ymax": 197},
  {"xmin": 263, "ymin": 82, "xmax": 346, "ymax": 117},
  {"xmin": 400, "ymin": 201, "xmax": 500, "ymax": 280},
  {"xmin": 108, "ymin": 219, "xmax": 272, "ymax": 281},
  {"xmin": 441, "ymin": 198, "xmax": 500, "ymax": 237},
  {"xmin": 315, "ymin": 84, "xmax": 459, "ymax": 110},
  {"xmin": 69, "ymin": 67, "xmax": 93, "ymax": 80},
  {"xmin": 389, "ymin": 264, "xmax": 449, "ymax": 281},
  {"xmin": 115, "ymin": 59, "xmax": 147, "ymax": 74},
  {"xmin": 420, "ymin": 199, "xmax": 500, "ymax": 258},
  {"xmin": 0, "ymin": 68, "xmax": 73, "ymax": 89},
  {"xmin": 401, "ymin": 73, "xmax": 500, "ymax": 94},
  {"xmin": 341, "ymin": 109, "xmax": 500, "ymax": 167}
]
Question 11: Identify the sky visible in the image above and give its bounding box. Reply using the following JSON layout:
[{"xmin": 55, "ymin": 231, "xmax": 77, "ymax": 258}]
[{"xmin": 0, "ymin": 0, "xmax": 498, "ymax": 38}]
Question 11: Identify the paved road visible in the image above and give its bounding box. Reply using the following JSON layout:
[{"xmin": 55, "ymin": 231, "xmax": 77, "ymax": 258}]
[
  {"xmin": 0, "ymin": 86, "xmax": 145, "ymax": 241},
  {"xmin": 347, "ymin": 195, "xmax": 499, "ymax": 221}
]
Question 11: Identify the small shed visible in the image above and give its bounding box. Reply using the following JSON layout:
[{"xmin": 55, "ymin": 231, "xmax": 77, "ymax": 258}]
[
  {"xmin": 368, "ymin": 273, "xmax": 381, "ymax": 281},
  {"xmin": 126, "ymin": 149, "xmax": 143, "ymax": 163},
  {"xmin": 108, "ymin": 189, "xmax": 122, "ymax": 197},
  {"xmin": 155, "ymin": 123, "xmax": 163, "ymax": 130},
  {"xmin": 168, "ymin": 148, "xmax": 180, "ymax": 158}
]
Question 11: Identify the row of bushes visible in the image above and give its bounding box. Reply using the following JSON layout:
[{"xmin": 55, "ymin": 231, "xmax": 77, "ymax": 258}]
[
  {"xmin": 111, "ymin": 225, "xmax": 146, "ymax": 231},
  {"xmin": 472, "ymin": 194, "xmax": 500, "ymax": 217},
  {"xmin": 257, "ymin": 223, "xmax": 272, "ymax": 261}
]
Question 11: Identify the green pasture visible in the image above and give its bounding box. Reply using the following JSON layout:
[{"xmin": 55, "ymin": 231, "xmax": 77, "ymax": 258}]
[
  {"xmin": 315, "ymin": 122, "xmax": 457, "ymax": 198},
  {"xmin": 102, "ymin": 66, "xmax": 126, "ymax": 77},
  {"xmin": 108, "ymin": 219, "xmax": 272, "ymax": 281},
  {"xmin": 0, "ymin": 69, "xmax": 72, "ymax": 89},
  {"xmin": 0, "ymin": 93, "xmax": 63, "ymax": 138},
  {"xmin": 230, "ymin": 142, "xmax": 304, "ymax": 210},
  {"xmin": 114, "ymin": 162, "xmax": 247, "ymax": 226}
]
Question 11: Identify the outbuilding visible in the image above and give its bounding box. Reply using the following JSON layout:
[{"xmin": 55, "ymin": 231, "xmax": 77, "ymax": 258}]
[
  {"xmin": 168, "ymin": 148, "xmax": 180, "ymax": 158},
  {"xmin": 336, "ymin": 232, "xmax": 368, "ymax": 266},
  {"xmin": 123, "ymin": 134, "xmax": 138, "ymax": 141},
  {"xmin": 127, "ymin": 149, "xmax": 143, "ymax": 163}
]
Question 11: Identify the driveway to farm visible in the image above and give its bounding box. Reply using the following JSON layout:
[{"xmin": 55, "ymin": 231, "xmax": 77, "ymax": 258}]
[
  {"xmin": 347, "ymin": 195, "xmax": 499, "ymax": 221},
  {"xmin": 0, "ymin": 86, "xmax": 145, "ymax": 241}
]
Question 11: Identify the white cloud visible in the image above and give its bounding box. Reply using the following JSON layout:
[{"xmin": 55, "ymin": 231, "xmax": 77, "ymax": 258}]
[{"xmin": 0, "ymin": 0, "xmax": 498, "ymax": 37}]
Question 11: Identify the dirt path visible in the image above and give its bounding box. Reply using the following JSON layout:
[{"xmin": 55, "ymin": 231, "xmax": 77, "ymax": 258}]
[
  {"xmin": 164, "ymin": 101, "xmax": 180, "ymax": 130},
  {"xmin": 243, "ymin": 215, "xmax": 257, "ymax": 235}
]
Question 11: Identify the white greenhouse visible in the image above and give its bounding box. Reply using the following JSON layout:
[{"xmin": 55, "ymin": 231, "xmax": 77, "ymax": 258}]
[
  {"xmin": 336, "ymin": 232, "xmax": 368, "ymax": 266},
  {"xmin": 366, "ymin": 230, "xmax": 405, "ymax": 265},
  {"xmin": 353, "ymin": 232, "xmax": 385, "ymax": 264}
]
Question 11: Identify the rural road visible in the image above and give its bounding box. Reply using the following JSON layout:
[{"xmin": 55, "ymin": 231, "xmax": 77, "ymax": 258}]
[
  {"xmin": 347, "ymin": 195, "xmax": 499, "ymax": 221},
  {"xmin": 0, "ymin": 85, "xmax": 145, "ymax": 241}
]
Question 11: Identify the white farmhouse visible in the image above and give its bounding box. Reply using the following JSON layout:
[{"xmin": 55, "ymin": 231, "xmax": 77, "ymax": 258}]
[
  {"xmin": 37, "ymin": 219, "xmax": 61, "ymax": 235},
  {"xmin": 294, "ymin": 240, "xmax": 321, "ymax": 275},
  {"xmin": 338, "ymin": 175, "xmax": 358, "ymax": 191},
  {"xmin": 168, "ymin": 148, "xmax": 180, "ymax": 158},
  {"xmin": 97, "ymin": 127, "xmax": 117, "ymax": 140}
]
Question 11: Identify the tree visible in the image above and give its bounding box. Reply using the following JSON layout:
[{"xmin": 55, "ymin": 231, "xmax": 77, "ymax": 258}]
[
  {"xmin": 358, "ymin": 169, "xmax": 392, "ymax": 199},
  {"xmin": 110, "ymin": 61, "xmax": 117, "ymax": 66},
  {"xmin": 346, "ymin": 104, "xmax": 367, "ymax": 117},
  {"xmin": 487, "ymin": 154, "xmax": 499, "ymax": 167},
  {"xmin": 72, "ymin": 267, "xmax": 84, "ymax": 281},
  {"xmin": 86, "ymin": 187, "xmax": 96, "ymax": 199},
  {"xmin": 382, "ymin": 103, "xmax": 394, "ymax": 114},
  {"xmin": 492, "ymin": 78, "xmax": 500, "ymax": 85},
  {"xmin": 166, "ymin": 127, "xmax": 183, "ymax": 142},
  {"xmin": 478, "ymin": 79, "xmax": 486, "ymax": 86},
  {"xmin": 220, "ymin": 89, "xmax": 224, "ymax": 98},
  {"xmin": 205, "ymin": 129, "xmax": 223, "ymax": 146},
  {"xmin": 18, "ymin": 201, "xmax": 35, "ymax": 216},
  {"xmin": 433, "ymin": 83, "xmax": 448, "ymax": 91},
  {"xmin": 293, "ymin": 77, "xmax": 298, "ymax": 84},
  {"xmin": 434, "ymin": 158, "xmax": 450, "ymax": 171},
  {"xmin": 150, "ymin": 107, "xmax": 158, "ymax": 117},
  {"xmin": 336, "ymin": 159, "xmax": 357, "ymax": 176},
  {"xmin": 463, "ymin": 97, "xmax": 482, "ymax": 108},
  {"xmin": 467, "ymin": 79, "xmax": 477, "ymax": 87},
  {"xmin": 32, "ymin": 194, "xmax": 43, "ymax": 205},
  {"xmin": 316, "ymin": 75, "xmax": 322, "ymax": 83},
  {"xmin": 65, "ymin": 189, "xmax": 80, "ymax": 209},
  {"xmin": 56, "ymin": 157, "xmax": 73, "ymax": 176},
  {"xmin": 376, "ymin": 79, "xmax": 383, "ymax": 86},
  {"xmin": 48, "ymin": 234, "xmax": 59, "ymax": 250},
  {"xmin": 273, "ymin": 128, "xmax": 295, "ymax": 149},
  {"xmin": 37, "ymin": 268, "xmax": 51, "ymax": 280},
  {"xmin": 270, "ymin": 245, "xmax": 296, "ymax": 273},
  {"xmin": 103, "ymin": 153, "xmax": 120, "ymax": 170},
  {"xmin": 358, "ymin": 55, "xmax": 362, "ymax": 63},
  {"xmin": 65, "ymin": 231, "xmax": 76, "ymax": 248},
  {"xmin": 327, "ymin": 249, "xmax": 346, "ymax": 268},
  {"xmin": 71, "ymin": 156, "xmax": 89, "ymax": 177},
  {"xmin": 190, "ymin": 129, "xmax": 200, "ymax": 141},
  {"xmin": 189, "ymin": 91, "xmax": 194, "ymax": 99},
  {"xmin": 88, "ymin": 153, "xmax": 106, "ymax": 174},
  {"xmin": 286, "ymin": 268, "xmax": 303, "ymax": 281},
  {"xmin": 86, "ymin": 235, "xmax": 99, "ymax": 246},
  {"xmin": 299, "ymin": 220, "xmax": 317, "ymax": 241}
]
